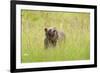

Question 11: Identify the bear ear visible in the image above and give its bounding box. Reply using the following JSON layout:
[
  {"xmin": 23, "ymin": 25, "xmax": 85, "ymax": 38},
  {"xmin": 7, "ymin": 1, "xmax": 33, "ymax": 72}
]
[
  {"xmin": 53, "ymin": 29, "xmax": 56, "ymax": 32},
  {"xmin": 44, "ymin": 28, "xmax": 48, "ymax": 32}
]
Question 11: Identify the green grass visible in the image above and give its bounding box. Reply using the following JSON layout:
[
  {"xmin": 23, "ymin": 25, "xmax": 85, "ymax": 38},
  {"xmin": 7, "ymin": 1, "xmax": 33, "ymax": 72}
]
[{"xmin": 21, "ymin": 10, "xmax": 90, "ymax": 63}]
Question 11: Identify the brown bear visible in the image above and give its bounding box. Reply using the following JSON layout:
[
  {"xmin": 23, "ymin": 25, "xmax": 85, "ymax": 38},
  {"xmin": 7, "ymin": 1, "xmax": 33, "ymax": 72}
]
[{"xmin": 44, "ymin": 27, "xmax": 65, "ymax": 49}]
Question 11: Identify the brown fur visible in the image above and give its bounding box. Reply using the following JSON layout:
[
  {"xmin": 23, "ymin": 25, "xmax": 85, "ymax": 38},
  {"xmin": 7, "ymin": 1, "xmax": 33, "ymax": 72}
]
[{"xmin": 44, "ymin": 27, "xmax": 65, "ymax": 49}]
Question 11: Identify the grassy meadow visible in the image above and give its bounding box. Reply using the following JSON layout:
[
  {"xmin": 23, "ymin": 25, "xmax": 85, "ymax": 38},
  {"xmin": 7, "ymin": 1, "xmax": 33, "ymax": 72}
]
[{"xmin": 21, "ymin": 10, "xmax": 90, "ymax": 63}]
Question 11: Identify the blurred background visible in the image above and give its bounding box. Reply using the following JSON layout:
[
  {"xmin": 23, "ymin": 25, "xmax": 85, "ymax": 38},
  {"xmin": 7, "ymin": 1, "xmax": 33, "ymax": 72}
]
[{"xmin": 21, "ymin": 10, "xmax": 90, "ymax": 63}]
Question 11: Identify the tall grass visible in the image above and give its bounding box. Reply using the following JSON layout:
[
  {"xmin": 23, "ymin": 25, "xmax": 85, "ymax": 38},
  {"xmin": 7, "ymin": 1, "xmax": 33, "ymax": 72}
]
[{"xmin": 21, "ymin": 10, "xmax": 90, "ymax": 63}]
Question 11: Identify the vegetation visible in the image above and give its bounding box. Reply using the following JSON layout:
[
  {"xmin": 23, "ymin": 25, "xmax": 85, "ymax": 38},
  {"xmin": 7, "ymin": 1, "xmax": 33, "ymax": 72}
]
[{"xmin": 21, "ymin": 10, "xmax": 90, "ymax": 63}]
